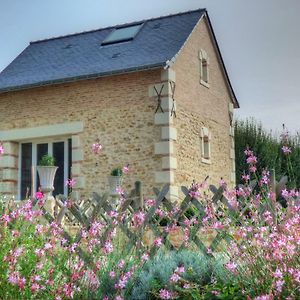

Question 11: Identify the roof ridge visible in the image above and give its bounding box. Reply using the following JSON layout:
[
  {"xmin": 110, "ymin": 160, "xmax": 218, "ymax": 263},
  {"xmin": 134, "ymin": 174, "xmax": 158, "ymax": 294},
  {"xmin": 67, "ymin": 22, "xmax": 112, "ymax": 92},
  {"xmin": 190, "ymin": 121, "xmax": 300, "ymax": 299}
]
[{"xmin": 30, "ymin": 8, "xmax": 206, "ymax": 44}]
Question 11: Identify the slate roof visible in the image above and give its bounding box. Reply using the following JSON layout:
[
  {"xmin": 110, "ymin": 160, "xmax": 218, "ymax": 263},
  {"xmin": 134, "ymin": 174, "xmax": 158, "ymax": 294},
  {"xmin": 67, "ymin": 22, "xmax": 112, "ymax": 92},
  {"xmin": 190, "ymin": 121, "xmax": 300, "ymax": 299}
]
[
  {"xmin": 0, "ymin": 8, "xmax": 238, "ymax": 107},
  {"xmin": 0, "ymin": 9, "xmax": 205, "ymax": 92}
]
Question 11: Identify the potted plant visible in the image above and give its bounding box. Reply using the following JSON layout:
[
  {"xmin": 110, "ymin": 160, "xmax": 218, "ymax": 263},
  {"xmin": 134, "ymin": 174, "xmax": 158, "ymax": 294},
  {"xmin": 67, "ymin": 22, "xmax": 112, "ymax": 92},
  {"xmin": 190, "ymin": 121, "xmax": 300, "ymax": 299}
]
[
  {"xmin": 108, "ymin": 167, "xmax": 123, "ymax": 196},
  {"xmin": 36, "ymin": 154, "xmax": 58, "ymax": 195}
]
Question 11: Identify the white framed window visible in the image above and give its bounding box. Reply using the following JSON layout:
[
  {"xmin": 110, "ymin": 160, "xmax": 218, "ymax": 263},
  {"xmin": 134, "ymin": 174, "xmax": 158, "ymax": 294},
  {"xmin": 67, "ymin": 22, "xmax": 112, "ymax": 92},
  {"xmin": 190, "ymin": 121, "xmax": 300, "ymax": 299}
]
[
  {"xmin": 200, "ymin": 127, "xmax": 211, "ymax": 164},
  {"xmin": 18, "ymin": 137, "xmax": 71, "ymax": 199},
  {"xmin": 199, "ymin": 49, "xmax": 209, "ymax": 87}
]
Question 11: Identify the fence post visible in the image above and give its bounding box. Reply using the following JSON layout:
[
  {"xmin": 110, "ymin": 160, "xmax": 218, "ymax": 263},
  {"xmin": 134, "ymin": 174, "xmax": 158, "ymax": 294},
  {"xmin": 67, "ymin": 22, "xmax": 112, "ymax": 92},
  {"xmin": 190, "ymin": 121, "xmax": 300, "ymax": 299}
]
[
  {"xmin": 269, "ymin": 169, "xmax": 276, "ymax": 192},
  {"xmin": 134, "ymin": 181, "xmax": 143, "ymax": 209}
]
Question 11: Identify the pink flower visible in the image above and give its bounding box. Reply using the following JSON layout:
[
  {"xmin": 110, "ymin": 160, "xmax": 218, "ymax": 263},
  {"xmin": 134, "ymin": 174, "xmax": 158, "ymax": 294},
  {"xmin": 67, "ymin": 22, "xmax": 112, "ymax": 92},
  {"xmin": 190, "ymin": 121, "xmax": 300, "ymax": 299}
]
[
  {"xmin": 275, "ymin": 279, "xmax": 284, "ymax": 293},
  {"xmin": 159, "ymin": 289, "xmax": 173, "ymax": 299},
  {"xmin": 92, "ymin": 142, "xmax": 102, "ymax": 154},
  {"xmin": 33, "ymin": 275, "xmax": 41, "ymax": 282},
  {"xmin": 103, "ymin": 241, "xmax": 113, "ymax": 254},
  {"xmin": 225, "ymin": 261, "xmax": 238, "ymax": 274},
  {"xmin": 109, "ymin": 271, "xmax": 116, "ymax": 278},
  {"xmin": 44, "ymin": 243, "xmax": 52, "ymax": 250},
  {"xmin": 8, "ymin": 271, "xmax": 20, "ymax": 284},
  {"xmin": 153, "ymin": 237, "xmax": 163, "ymax": 247},
  {"xmin": 18, "ymin": 277, "xmax": 26, "ymax": 290},
  {"xmin": 122, "ymin": 165, "xmax": 129, "ymax": 174},
  {"xmin": 133, "ymin": 211, "xmax": 145, "ymax": 227},
  {"xmin": 244, "ymin": 149, "xmax": 253, "ymax": 156},
  {"xmin": 30, "ymin": 282, "xmax": 40, "ymax": 293},
  {"xmin": 1, "ymin": 214, "xmax": 10, "ymax": 225},
  {"xmin": 282, "ymin": 145, "xmax": 292, "ymax": 155},
  {"xmin": 118, "ymin": 259, "xmax": 125, "ymax": 269},
  {"xmin": 0, "ymin": 142, "xmax": 4, "ymax": 155},
  {"xmin": 254, "ymin": 295, "xmax": 273, "ymax": 300},
  {"xmin": 212, "ymin": 290, "xmax": 220, "ymax": 295},
  {"xmin": 170, "ymin": 273, "xmax": 181, "ymax": 282},
  {"xmin": 12, "ymin": 230, "xmax": 20, "ymax": 237},
  {"xmin": 35, "ymin": 191, "xmax": 44, "ymax": 200},
  {"xmin": 116, "ymin": 186, "xmax": 124, "ymax": 195},
  {"xmin": 155, "ymin": 208, "xmax": 166, "ymax": 218},
  {"xmin": 213, "ymin": 221, "xmax": 225, "ymax": 230},
  {"xmin": 273, "ymin": 269, "xmax": 283, "ymax": 279},
  {"xmin": 141, "ymin": 253, "xmax": 149, "ymax": 261},
  {"xmin": 145, "ymin": 199, "xmax": 156, "ymax": 207},
  {"xmin": 65, "ymin": 178, "xmax": 76, "ymax": 187},
  {"xmin": 219, "ymin": 178, "xmax": 227, "ymax": 187},
  {"xmin": 246, "ymin": 155, "xmax": 257, "ymax": 164},
  {"xmin": 175, "ymin": 266, "xmax": 185, "ymax": 274},
  {"xmin": 242, "ymin": 174, "xmax": 250, "ymax": 181}
]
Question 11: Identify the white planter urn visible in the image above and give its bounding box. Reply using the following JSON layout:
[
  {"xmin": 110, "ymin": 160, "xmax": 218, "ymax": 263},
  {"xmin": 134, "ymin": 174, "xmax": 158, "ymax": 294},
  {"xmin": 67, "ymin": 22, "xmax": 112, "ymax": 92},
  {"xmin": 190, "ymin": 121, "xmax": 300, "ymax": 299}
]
[
  {"xmin": 108, "ymin": 175, "xmax": 123, "ymax": 196},
  {"xmin": 37, "ymin": 166, "xmax": 58, "ymax": 194}
]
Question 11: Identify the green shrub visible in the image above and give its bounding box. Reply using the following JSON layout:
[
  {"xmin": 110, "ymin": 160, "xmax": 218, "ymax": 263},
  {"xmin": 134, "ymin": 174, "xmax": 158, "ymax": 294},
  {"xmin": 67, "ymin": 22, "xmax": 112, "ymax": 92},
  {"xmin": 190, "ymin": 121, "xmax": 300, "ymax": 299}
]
[
  {"xmin": 130, "ymin": 250, "xmax": 232, "ymax": 300},
  {"xmin": 235, "ymin": 118, "xmax": 300, "ymax": 187},
  {"xmin": 38, "ymin": 154, "xmax": 55, "ymax": 166},
  {"xmin": 111, "ymin": 168, "xmax": 123, "ymax": 176}
]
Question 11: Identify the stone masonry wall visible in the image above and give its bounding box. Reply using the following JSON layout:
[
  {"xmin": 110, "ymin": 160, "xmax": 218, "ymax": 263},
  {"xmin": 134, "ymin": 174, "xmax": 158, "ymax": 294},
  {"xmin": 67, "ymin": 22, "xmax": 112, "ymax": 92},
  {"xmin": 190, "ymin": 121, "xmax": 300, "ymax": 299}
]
[
  {"xmin": 172, "ymin": 17, "xmax": 236, "ymax": 195},
  {"xmin": 0, "ymin": 70, "xmax": 162, "ymax": 198}
]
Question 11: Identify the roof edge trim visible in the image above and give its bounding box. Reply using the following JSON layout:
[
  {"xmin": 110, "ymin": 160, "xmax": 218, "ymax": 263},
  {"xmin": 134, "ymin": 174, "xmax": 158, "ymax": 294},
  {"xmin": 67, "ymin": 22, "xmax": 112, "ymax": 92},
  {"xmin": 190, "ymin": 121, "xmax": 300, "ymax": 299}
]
[
  {"xmin": 204, "ymin": 13, "xmax": 239, "ymax": 108},
  {"xmin": 165, "ymin": 10, "xmax": 239, "ymax": 108},
  {"xmin": 165, "ymin": 10, "xmax": 206, "ymax": 69},
  {"xmin": 0, "ymin": 62, "xmax": 165, "ymax": 94}
]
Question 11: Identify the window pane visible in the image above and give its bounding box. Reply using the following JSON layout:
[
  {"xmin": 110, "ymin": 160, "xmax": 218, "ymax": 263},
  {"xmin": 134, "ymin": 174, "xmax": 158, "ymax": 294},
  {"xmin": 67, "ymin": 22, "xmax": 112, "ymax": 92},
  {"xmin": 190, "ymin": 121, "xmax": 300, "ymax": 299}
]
[
  {"xmin": 202, "ymin": 60, "xmax": 208, "ymax": 83},
  {"xmin": 102, "ymin": 24, "xmax": 142, "ymax": 45},
  {"xmin": 53, "ymin": 142, "xmax": 64, "ymax": 196},
  {"xmin": 21, "ymin": 143, "xmax": 32, "ymax": 199},
  {"xmin": 203, "ymin": 140, "xmax": 210, "ymax": 159}
]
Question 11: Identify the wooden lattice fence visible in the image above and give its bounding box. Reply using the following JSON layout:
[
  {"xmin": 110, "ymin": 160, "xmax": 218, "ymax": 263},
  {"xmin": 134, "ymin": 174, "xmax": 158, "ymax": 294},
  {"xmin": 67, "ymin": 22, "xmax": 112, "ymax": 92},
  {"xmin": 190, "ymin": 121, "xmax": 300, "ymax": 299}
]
[
  {"xmin": 2, "ymin": 170, "xmax": 292, "ymax": 268},
  {"xmin": 29, "ymin": 183, "xmax": 238, "ymax": 265}
]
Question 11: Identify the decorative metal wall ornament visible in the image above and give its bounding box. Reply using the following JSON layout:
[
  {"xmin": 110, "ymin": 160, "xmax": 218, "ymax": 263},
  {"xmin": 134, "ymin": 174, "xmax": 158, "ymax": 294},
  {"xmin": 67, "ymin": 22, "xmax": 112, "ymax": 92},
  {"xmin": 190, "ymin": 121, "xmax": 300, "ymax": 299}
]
[
  {"xmin": 154, "ymin": 85, "xmax": 164, "ymax": 113},
  {"xmin": 169, "ymin": 81, "xmax": 177, "ymax": 117}
]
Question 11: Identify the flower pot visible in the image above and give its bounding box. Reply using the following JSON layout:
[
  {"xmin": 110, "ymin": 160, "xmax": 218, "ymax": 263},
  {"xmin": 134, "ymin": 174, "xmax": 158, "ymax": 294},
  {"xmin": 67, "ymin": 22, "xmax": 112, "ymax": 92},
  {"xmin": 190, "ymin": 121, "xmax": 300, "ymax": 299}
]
[
  {"xmin": 37, "ymin": 166, "xmax": 58, "ymax": 193},
  {"xmin": 108, "ymin": 175, "xmax": 123, "ymax": 196}
]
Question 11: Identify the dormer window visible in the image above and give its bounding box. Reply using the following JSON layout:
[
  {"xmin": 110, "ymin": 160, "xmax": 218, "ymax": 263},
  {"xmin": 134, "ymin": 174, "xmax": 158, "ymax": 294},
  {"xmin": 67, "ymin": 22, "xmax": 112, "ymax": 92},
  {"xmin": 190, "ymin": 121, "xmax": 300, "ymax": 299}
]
[
  {"xmin": 101, "ymin": 23, "xmax": 143, "ymax": 45},
  {"xmin": 199, "ymin": 49, "xmax": 209, "ymax": 87}
]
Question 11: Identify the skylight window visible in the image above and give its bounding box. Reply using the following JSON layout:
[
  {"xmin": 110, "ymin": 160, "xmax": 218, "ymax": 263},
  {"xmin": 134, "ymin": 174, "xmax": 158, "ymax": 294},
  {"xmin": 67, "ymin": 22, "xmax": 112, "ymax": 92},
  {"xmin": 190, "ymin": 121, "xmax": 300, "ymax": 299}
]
[{"xmin": 102, "ymin": 23, "xmax": 143, "ymax": 45}]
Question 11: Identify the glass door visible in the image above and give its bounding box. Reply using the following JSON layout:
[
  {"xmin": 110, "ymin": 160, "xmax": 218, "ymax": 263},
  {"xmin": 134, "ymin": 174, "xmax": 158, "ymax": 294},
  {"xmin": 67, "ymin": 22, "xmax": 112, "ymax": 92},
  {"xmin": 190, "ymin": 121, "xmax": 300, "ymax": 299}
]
[{"xmin": 19, "ymin": 139, "xmax": 71, "ymax": 199}]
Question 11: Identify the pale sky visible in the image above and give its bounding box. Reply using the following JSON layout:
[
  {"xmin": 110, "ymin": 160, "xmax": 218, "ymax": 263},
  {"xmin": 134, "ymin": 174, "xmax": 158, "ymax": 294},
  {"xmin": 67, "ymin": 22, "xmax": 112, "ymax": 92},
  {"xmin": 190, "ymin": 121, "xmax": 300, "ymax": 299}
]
[{"xmin": 1, "ymin": 0, "xmax": 299, "ymax": 133}]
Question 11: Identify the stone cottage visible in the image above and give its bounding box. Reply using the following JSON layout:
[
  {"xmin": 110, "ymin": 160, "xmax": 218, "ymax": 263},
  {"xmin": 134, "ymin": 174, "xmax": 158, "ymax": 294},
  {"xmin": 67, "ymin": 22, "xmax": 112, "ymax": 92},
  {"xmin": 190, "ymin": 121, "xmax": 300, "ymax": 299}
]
[{"xmin": 0, "ymin": 9, "xmax": 239, "ymax": 201}]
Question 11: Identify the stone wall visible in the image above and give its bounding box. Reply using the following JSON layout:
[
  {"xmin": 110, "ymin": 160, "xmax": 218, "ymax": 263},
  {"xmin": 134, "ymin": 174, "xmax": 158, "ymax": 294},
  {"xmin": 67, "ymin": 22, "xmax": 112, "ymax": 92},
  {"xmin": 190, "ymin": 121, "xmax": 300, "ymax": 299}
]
[
  {"xmin": 0, "ymin": 70, "xmax": 163, "ymax": 198},
  {"xmin": 172, "ymin": 17, "xmax": 236, "ymax": 196}
]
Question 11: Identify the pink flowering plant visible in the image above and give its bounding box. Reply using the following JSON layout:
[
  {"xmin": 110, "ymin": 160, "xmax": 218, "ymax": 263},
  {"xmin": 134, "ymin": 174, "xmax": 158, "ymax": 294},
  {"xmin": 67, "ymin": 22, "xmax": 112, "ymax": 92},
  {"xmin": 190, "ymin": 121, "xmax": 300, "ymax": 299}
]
[
  {"xmin": 207, "ymin": 147, "xmax": 300, "ymax": 298},
  {"xmin": 0, "ymin": 200, "xmax": 83, "ymax": 299},
  {"xmin": 1, "ymin": 135, "xmax": 300, "ymax": 299}
]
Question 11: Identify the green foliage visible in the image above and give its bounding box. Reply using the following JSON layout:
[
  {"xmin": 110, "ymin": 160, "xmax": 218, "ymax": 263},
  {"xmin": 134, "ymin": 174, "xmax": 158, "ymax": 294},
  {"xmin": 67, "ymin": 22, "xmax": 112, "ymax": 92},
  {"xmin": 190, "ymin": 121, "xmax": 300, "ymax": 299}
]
[
  {"xmin": 38, "ymin": 154, "xmax": 55, "ymax": 166},
  {"xmin": 201, "ymin": 282, "xmax": 245, "ymax": 299},
  {"xmin": 111, "ymin": 167, "xmax": 123, "ymax": 176},
  {"xmin": 130, "ymin": 250, "xmax": 232, "ymax": 300},
  {"xmin": 234, "ymin": 118, "xmax": 300, "ymax": 187}
]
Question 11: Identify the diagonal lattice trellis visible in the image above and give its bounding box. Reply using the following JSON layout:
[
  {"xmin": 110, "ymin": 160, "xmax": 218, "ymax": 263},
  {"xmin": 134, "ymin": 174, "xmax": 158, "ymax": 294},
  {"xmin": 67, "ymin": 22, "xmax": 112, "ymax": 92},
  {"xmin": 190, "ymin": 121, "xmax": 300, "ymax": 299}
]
[{"xmin": 29, "ymin": 182, "xmax": 248, "ymax": 267}]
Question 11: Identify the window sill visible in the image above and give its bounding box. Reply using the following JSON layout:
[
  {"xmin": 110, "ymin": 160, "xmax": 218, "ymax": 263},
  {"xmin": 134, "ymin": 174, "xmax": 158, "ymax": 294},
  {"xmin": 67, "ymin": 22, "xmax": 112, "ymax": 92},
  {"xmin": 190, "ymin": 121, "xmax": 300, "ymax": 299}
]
[
  {"xmin": 201, "ymin": 157, "xmax": 211, "ymax": 165},
  {"xmin": 200, "ymin": 79, "xmax": 210, "ymax": 88}
]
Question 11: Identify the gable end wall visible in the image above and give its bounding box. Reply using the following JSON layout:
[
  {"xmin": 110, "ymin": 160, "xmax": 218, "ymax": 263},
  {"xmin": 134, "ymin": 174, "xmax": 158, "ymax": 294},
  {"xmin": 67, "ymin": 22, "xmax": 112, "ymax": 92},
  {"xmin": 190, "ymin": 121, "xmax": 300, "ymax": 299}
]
[{"xmin": 172, "ymin": 17, "xmax": 236, "ymax": 193}]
